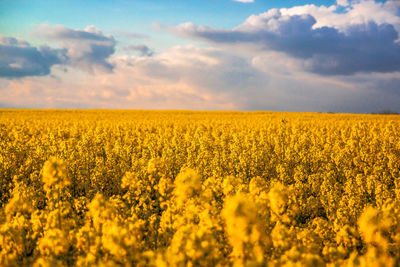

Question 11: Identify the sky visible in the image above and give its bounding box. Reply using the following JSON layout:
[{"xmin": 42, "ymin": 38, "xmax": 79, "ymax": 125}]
[{"xmin": 0, "ymin": 0, "xmax": 400, "ymax": 112}]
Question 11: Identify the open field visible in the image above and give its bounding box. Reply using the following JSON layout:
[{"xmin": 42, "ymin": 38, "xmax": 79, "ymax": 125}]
[{"xmin": 1, "ymin": 110, "xmax": 400, "ymax": 266}]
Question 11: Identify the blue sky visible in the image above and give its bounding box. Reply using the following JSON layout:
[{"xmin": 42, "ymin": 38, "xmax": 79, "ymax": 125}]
[
  {"xmin": 0, "ymin": 0, "xmax": 399, "ymax": 112},
  {"xmin": 1, "ymin": 1, "xmax": 336, "ymax": 29},
  {"xmin": 1, "ymin": 0, "xmax": 336, "ymax": 41}
]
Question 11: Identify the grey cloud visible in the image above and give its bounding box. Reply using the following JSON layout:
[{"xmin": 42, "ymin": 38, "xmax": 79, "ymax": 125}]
[
  {"xmin": 40, "ymin": 25, "xmax": 112, "ymax": 42},
  {"xmin": 173, "ymin": 10, "xmax": 400, "ymax": 75},
  {"xmin": 0, "ymin": 36, "xmax": 67, "ymax": 78},
  {"xmin": 0, "ymin": 25, "xmax": 117, "ymax": 78},
  {"xmin": 125, "ymin": 44, "xmax": 154, "ymax": 57},
  {"xmin": 36, "ymin": 25, "xmax": 116, "ymax": 73}
]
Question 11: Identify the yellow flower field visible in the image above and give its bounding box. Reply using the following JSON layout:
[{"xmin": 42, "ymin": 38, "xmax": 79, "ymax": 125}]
[{"xmin": 0, "ymin": 110, "xmax": 399, "ymax": 266}]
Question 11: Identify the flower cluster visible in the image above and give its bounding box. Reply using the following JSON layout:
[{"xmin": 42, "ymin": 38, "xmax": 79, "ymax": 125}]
[{"xmin": 0, "ymin": 110, "xmax": 399, "ymax": 266}]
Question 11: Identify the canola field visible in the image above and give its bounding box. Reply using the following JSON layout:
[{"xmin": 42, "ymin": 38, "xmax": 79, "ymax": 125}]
[{"xmin": 0, "ymin": 110, "xmax": 400, "ymax": 267}]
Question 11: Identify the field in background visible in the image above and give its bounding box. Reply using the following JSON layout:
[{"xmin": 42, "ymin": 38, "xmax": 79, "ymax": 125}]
[{"xmin": 1, "ymin": 110, "xmax": 400, "ymax": 266}]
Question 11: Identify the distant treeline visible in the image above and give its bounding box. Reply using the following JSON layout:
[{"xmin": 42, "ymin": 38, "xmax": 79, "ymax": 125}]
[{"xmin": 371, "ymin": 109, "xmax": 399, "ymax": 115}]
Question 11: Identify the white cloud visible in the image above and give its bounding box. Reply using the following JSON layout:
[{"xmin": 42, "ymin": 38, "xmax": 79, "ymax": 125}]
[
  {"xmin": 280, "ymin": 1, "xmax": 400, "ymax": 34},
  {"xmin": 0, "ymin": 46, "xmax": 253, "ymax": 109},
  {"xmin": 336, "ymin": 0, "xmax": 349, "ymax": 7},
  {"xmin": 2, "ymin": 1, "xmax": 400, "ymax": 112},
  {"xmin": 172, "ymin": 1, "xmax": 400, "ymax": 75},
  {"xmin": 35, "ymin": 24, "xmax": 116, "ymax": 73},
  {"xmin": 2, "ymin": 43, "xmax": 400, "ymax": 113}
]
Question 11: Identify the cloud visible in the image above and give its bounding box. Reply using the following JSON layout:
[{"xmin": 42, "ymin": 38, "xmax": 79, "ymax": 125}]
[
  {"xmin": 0, "ymin": 35, "xmax": 67, "ymax": 78},
  {"xmin": 1, "ymin": 2, "xmax": 399, "ymax": 112},
  {"xmin": 0, "ymin": 46, "xmax": 267, "ymax": 110},
  {"xmin": 124, "ymin": 44, "xmax": 154, "ymax": 57},
  {"xmin": 0, "ymin": 24, "xmax": 117, "ymax": 78},
  {"xmin": 1, "ymin": 44, "xmax": 400, "ymax": 113},
  {"xmin": 336, "ymin": 0, "xmax": 349, "ymax": 7},
  {"xmin": 280, "ymin": 1, "xmax": 400, "ymax": 33},
  {"xmin": 36, "ymin": 24, "xmax": 116, "ymax": 73},
  {"xmin": 172, "ymin": 2, "xmax": 400, "ymax": 75}
]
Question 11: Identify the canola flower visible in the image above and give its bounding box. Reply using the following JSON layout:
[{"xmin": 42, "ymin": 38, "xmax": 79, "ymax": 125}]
[{"xmin": 0, "ymin": 110, "xmax": 400, "ymax": 266}]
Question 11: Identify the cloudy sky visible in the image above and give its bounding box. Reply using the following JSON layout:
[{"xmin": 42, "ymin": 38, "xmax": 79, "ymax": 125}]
[{"xmin": 1, "ymin": 0, "xmax": 400, "ymax": 112}]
